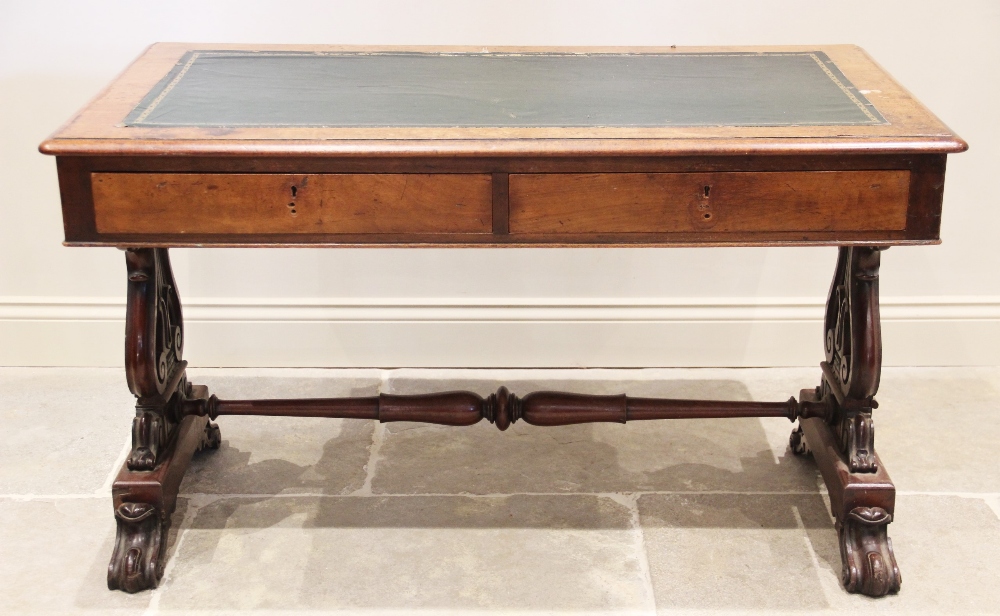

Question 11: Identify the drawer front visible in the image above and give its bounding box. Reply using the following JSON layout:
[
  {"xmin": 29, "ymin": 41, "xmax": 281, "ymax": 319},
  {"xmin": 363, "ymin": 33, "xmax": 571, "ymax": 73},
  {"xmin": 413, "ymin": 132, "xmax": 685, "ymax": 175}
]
[
  {"xmin": 509, "ymin": 171, "xmax": 910, "ymax": 234},
  {"xmin": 92, "ymin": 173, "xmax": 493, "ymax": 235}
]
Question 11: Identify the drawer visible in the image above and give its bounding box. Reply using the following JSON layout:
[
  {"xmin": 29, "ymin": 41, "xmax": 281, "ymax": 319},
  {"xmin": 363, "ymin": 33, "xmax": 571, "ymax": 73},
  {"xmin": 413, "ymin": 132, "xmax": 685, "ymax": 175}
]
[
  {"xmin": 92, "ymin": 173, "xmax": 493, "ymax": 234},
  {"xmin": 509, "ymin": 171, "xmax": 910, "ymax": 234}
]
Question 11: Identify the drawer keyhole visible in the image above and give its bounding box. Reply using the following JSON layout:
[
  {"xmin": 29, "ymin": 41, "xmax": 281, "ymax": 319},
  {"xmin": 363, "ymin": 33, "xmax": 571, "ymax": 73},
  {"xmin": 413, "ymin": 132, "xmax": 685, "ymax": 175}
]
[
  {"xmin": 288, "ymin": 185, "xmax": 298, "ymax": 215},
  {"xmin": 697, "ymin": 185, "xmax": 715, "ymax": 224}
]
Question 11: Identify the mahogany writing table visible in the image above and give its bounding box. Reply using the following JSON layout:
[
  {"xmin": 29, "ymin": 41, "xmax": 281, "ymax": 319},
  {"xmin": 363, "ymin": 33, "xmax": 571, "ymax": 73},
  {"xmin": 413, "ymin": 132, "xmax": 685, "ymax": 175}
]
[{"xmin": 40, "ymin": 44, "xmax": 966, "ymax": 597}]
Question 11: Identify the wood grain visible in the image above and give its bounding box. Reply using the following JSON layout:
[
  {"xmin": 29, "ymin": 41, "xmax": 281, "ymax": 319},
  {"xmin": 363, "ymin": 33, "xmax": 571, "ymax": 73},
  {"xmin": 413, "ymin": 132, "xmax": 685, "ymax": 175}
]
[
  {"xmin": 92, "ymin": 173, "xmax": 493, "ymax": 234},
  {"xmin": 57, "ymin": 154, "xmax": 944, "ymax": 246},
  {"xmin": 39, "ymin": 44, "xmax": 967, "ymax": 157},
  {"xmin": 509, "ymin": 171, "xmax": 910, "ymax": 234},
  {"xmin": 189, "ymin": 386, "xmax": 807, "ymax": 427}
]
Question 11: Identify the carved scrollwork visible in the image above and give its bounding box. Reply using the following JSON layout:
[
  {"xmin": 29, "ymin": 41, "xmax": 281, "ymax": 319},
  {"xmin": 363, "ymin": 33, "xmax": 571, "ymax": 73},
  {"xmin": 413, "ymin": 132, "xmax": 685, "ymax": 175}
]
[
  {"xmin": 818, "ymin": 247, "xmax": 884, "ymax": 473},
  {"xmin": 840, "ymin": 506, "xmax": 901, "ymax": 596},
  {"xmin": 107, "ymin": 502, "xmax": 166, "ymax": 593},
  {"xmin": 110, "ymin": 249, "xmax": 219, "ymax": 593},
  {"xmin": 826, "ymin": 278, "xmax": 852, "ymax": 386},
  {"xmin": 824, "ymin": 246, "xmax": 882, "ymax": 401},
  {"xmin": 838, "ymin": 409, "xmax": 877, "ymax": 473},
  {"xmin": 123, "ymin": 249, "xmax": 189, "ymax": 471},
  {"xmin": 125, "ymin": 248, "xmax": 183, "ymax": 398}
]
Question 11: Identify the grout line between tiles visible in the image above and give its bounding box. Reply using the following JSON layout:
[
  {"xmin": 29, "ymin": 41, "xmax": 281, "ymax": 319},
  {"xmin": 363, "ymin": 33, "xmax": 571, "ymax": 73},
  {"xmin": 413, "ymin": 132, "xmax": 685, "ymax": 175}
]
[
  {"xmin": 350, "ymin": 372, "xmax": 389, "ymax": 497},
  {"xmin": 792, "ymin": 505, "xmax": 840, "ymax": 605},
  {"xmin": 896, "ymin": 490, "xmax": 1000, "ymax": 498},
  {"xmin": 815, "ymin": 475, "xmax": 835, "ymax": 525},
  {"xmin": 0, "ymin": 493, "xmax": 110, "ymax": 500},
  {"xmin": 142, "ymin": 496, "xmax": 202, "ymax": 616},
  {"xmin": 354, "ymin": 422, "xmax": 387, "ymax": 496},
  {"xmin": 605, "ymin": 493, "xmax": 657, "ymax": 614}
]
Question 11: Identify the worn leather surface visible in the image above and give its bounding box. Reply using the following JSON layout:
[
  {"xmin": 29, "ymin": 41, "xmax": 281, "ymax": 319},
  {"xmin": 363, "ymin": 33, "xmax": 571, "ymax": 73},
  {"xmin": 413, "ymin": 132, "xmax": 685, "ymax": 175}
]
[{"xmin": 125, "ymin": 51, "xmax": 886, "ymax": 128}]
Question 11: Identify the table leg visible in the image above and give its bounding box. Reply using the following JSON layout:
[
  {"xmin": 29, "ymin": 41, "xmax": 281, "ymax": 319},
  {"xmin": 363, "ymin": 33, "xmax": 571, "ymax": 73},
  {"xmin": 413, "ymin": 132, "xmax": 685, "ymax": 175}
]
[
  {"xmin": 790, "ymin": 246, "xmax": 901, "ymax": 597},
  {"xmin": 107, "ymin": 248, "xmax": 220, "ymax": 592},
  {"xmin": 100, "ymin": 246, "xmax": 903, "ymax": 596}
]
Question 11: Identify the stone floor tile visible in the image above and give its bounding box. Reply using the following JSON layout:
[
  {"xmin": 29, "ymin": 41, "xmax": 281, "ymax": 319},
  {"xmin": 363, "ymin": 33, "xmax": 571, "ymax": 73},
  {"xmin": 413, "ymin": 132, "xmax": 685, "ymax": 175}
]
[
  {"xmin": 0, "ymin": 497, "xmax": 151, "ymax": 615},
  {"xmin": 158, "ymin": 494, "xmax": 653, "ymax": 612},
  {"xmin": 638, "ymin": 492, "xmax": 834, "ymax": 611},
  {"xmin": 181, "ymin": 372, "xmax": 382, "ymax": 495},
  {"xmin": 873, "ymin": 368, "xmax": 1000, "ymax": 493},
  {"xmin": 0, "ymin": 368, "xmax": 133, "ymax": 495},
  {"xmin": 5, "ymin": 367, "xmax": 1000, "ymax": 614},
  {"xmin": 374, "ymin": 370, "xmax": 818, "ymax": 494}
]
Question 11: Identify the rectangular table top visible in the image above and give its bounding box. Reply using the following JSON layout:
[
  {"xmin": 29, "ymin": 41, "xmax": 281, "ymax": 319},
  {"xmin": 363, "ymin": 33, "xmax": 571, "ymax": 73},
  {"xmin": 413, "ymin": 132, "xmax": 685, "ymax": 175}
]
[
  {"xmin": 41, "ymin": 44, "xmax": 966, "ymax": 249},
  {"xmin": 41, "ymin": 44, "xmax": 964, "ymax": 157}
]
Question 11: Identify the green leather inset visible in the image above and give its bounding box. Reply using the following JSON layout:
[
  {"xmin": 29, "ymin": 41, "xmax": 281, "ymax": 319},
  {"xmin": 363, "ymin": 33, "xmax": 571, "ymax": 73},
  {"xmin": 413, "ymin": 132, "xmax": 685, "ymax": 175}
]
[{"xmin": 126, "ymin": 51, "xmax": 886, "ymax": 128}]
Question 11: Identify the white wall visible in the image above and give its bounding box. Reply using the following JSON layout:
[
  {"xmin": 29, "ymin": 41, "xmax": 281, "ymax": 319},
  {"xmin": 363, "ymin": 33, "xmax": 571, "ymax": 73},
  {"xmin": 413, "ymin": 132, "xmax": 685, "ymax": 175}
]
[{"xmin": 1, "ymin": 0, "xmax": 998, "ymax": 367}]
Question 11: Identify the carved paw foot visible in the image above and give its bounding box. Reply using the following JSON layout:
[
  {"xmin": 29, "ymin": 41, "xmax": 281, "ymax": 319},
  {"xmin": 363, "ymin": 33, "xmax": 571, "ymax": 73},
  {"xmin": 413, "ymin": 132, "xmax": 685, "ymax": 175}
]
[
  {"xmin": 839, "ymin": 507, "xmax": 901, "ymax": 597},
  {"xmin": 198, "ymin": 421, "xmax": 221, "ymax": 451},
  {"xmin": 127, "ymin": 447, "xmax": 156, "ymax": 471},
  {"xmin": 108, "ymin": 502, "xmax": 166, "ymax": 593},
  {"xmin": 127, "ymin": 411, "xmax": 167, "ymax": 471},
  {"xmin": 789, "ymin": 424, "xmax": 811, "ymax": 456}
]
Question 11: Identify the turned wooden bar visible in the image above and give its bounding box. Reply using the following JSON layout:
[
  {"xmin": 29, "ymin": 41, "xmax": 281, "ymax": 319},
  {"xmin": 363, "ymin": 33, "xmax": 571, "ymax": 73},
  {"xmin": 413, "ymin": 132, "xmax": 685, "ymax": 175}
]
[{"xmin": 183, "ymin": 388, "xmax": 831, "ymax": 430}]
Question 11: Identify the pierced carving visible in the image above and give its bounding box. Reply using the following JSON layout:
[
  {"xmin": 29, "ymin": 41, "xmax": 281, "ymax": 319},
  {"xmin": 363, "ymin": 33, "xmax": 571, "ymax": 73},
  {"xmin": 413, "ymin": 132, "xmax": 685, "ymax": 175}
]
[
  {"xmin": 826, "ymin": 275, "xmax": 852, "ymax": 386},
  {"xmin": 824, "ymin": 246, "xmax": 882, "ymax": 401},
  {"xmin": 840, "ymin": 507, "xmax": 901, "ymax": 596},
  {"xmin": 817, "ymin": 246, "xmax": 884, "ymax": 473},
  {"xmin": 107, "ymin": 502, "xmax": 166, "ymax": 593},
  {"xmin": 123, "ymin": 249, "xmax": 192, "ymax": 471},
  {"xmin": 110, "ymin": 250, "xmax": 220, "ymax": 593},
  {"xmin": 125, "ymin": 248, "xmax": 183, "ymax": 398},
  {"xmin": 804, "ymin": 248, "xmax": 901, "ymax": 596}
]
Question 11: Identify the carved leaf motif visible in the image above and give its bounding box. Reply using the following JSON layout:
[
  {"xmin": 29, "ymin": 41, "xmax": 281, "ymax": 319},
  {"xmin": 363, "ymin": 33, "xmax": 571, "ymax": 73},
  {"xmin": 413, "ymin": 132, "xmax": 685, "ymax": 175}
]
[
  {"xmin": 115, "ymin": 502, "xmax": 156, "ymax": 523},
  {"xmin": 846, "ymin": 506, "xmax": 892, "ymax": 525}
]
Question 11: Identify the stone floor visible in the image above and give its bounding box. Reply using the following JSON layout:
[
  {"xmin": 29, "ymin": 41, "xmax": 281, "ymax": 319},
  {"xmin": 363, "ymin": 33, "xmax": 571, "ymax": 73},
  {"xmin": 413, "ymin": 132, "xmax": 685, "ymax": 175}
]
[{"xmin": 2, "ymin": 366, "xmax": 999, "ymax": 615}]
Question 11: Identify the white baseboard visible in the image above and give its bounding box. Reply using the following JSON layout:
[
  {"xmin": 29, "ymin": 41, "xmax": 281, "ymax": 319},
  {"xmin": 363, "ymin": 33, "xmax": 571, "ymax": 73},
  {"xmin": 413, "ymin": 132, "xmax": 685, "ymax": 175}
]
[{"xmin": 2, "ymin": 296, "xmax": 999, "ymax": 367}]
